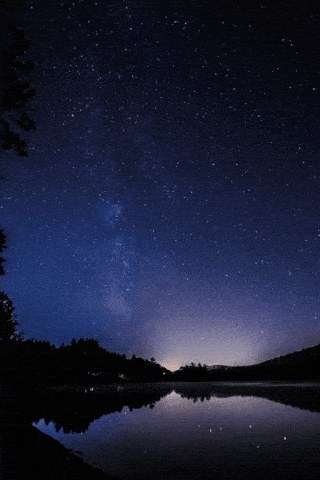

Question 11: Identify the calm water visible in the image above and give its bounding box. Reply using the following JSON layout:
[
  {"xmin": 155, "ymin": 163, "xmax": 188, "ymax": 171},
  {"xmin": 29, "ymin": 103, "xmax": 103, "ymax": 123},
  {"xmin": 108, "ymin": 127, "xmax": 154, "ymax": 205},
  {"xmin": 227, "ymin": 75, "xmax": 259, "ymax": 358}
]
[{"xmin": 34, "ymin": 383, "xmax": 320, "ymax": 479}]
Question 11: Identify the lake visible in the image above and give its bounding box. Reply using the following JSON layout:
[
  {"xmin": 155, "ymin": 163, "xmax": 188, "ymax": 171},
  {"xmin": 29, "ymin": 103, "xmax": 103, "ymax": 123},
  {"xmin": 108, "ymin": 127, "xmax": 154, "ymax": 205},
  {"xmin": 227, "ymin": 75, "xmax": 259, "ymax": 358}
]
[{"xmin": 33, "ymin": 382, "xmax": 320, "ymax": 479}]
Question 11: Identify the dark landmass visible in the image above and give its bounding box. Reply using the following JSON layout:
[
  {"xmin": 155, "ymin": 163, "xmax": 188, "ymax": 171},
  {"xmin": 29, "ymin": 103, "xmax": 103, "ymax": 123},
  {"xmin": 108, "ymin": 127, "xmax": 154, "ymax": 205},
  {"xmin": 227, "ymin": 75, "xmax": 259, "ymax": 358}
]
[
  {"xmin": 0, "ymin": 421, "xmax": 125, "ymax": 480},
  {"xmin": 0, "ymin": 337, "xmax": 170, "ymax": 388}
]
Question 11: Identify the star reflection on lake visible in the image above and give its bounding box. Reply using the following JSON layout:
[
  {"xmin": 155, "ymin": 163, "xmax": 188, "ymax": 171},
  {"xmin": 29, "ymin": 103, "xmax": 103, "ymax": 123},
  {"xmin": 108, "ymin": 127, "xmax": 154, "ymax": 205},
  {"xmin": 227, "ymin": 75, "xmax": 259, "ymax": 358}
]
[{"xmin": 33, "ymin": 383, "xmax": 320, "ymax": 479}]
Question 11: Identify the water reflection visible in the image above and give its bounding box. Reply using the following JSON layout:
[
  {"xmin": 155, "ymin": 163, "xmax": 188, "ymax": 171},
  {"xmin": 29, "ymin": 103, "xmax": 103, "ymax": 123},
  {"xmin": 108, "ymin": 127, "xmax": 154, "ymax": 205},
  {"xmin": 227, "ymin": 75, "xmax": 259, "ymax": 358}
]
[
  {"xmin": 31, "ymin": 383, "xmax": 174, "ymax": 434},
  {"xmin": 33, "ymin": 383, "xmax": 320, "ymax": 479},
  {"xmin": 173, "ymin": 382, "xmax": 320, "ymax": 413},
  {"xmin": 28, "ymin": 382, "xmax": 320, "ymax": 435}
]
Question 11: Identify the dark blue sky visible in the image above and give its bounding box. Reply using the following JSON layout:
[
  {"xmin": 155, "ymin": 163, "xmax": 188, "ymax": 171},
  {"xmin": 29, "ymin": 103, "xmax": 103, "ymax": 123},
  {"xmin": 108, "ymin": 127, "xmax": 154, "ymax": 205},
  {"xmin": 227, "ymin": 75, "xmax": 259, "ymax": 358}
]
[{"xmin": 1, "ymin": 0, "xmax": 320, "ymax": 370}]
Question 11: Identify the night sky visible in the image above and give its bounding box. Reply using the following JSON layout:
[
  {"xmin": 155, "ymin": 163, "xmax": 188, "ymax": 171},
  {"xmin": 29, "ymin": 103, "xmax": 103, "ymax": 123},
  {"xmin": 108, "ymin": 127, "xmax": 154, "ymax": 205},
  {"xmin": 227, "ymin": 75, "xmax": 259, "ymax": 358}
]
[{"xmin": 1, "ymin": 0, "xmax": 320, "ymax": 371}]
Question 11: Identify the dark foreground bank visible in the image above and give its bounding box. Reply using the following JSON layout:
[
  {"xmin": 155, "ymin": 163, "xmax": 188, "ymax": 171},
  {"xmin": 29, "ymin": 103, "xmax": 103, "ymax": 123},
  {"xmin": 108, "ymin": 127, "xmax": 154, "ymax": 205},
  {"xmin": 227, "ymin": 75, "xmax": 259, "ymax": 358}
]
[{"xmin": 0, "ymin": 421, "xmax": 125, "ymax": 480}]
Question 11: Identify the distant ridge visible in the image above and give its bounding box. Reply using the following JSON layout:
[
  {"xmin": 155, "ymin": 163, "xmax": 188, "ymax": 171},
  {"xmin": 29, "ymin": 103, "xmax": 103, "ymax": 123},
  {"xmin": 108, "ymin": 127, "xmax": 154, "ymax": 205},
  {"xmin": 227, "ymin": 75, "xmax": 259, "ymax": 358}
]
[
  {"xmin": 210, "ymin": 343, "xmax": 320, "ymax": 371},
  {"xmin": 254, "ymin": 343, "xmax": 320, "ymax": 369},
  {"xmin": 237, "ymin": 343, "xmax": 320, "ymax": 381},
  {"xmin": 174, "ymin": 344, "xmax": 320, "ymax": 381}
]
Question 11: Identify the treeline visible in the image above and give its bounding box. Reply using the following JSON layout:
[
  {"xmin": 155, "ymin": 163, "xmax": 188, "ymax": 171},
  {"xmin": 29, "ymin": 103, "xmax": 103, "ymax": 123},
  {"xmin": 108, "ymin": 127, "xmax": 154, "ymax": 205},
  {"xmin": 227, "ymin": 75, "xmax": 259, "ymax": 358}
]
[
  {"xmin": 2, "ymin": 290, "xmax": 320, "ymax": 387},
  {"xmin": 0, "ymin": 336, "xmax": 170, "ymax": 388},
  {"xmin": 2, "ymin": 332, "xmax": 320, "ymax": 389},
  {"xmin": 1, "ymin": 23, "xmax": 37, "ymax": 156},
  {"xmin": 170, "ymin": 346, "xmax": 320, "ymax": 382}
]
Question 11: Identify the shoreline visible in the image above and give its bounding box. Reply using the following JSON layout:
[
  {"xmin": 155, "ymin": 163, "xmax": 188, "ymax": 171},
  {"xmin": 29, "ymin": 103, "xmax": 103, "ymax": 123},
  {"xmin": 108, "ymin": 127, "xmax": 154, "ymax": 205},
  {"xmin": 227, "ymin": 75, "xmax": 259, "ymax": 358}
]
[{"xmin": 0, "ymin": 421, "xmax": 125, "ymax": 480}]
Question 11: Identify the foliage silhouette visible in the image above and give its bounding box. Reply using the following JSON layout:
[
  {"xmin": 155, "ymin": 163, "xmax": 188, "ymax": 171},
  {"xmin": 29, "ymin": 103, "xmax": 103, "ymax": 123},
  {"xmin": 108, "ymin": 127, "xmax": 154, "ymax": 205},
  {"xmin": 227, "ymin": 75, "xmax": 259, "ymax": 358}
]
[
  {"xmin": 1, "ymin": 334, "xmax": 170, "ymax": 389},
  {"xmin": 0, "ymin": 25, "xmax": 37, "ymax": 156},
  {"xmin": 0, "ymin": 228, "xmax": 6, "ymax": 275},
  {"xmin": 0, "ymin": 291, "xmax": 21, "ymax": 343}
]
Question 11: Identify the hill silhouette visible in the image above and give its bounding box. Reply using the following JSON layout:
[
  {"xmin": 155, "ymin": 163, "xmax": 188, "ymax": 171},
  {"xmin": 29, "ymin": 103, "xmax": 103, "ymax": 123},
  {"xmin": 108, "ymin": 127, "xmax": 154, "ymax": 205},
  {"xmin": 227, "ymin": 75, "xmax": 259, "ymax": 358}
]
[{"xmin": 171, "ymin": 344, "xmax": 320, "ymax": 382}]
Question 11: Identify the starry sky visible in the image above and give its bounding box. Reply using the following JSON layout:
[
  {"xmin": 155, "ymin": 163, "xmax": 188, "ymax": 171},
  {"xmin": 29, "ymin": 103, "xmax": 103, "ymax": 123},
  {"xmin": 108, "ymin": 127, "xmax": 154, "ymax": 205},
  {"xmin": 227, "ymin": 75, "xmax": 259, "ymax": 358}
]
[{"xmin": 1, "ymin": 0, "xmax": 320, "ymax": 371}]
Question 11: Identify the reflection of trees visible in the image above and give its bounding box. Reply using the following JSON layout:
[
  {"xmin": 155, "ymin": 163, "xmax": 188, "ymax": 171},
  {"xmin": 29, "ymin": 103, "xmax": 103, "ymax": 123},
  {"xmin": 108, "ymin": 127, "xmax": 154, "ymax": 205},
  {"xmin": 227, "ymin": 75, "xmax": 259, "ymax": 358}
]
[
  {"xmin": 3, "ymin": 382, "xmax": 320, "ymax": 437},
  {"xmin": 16, "ymin": 384, "xmax": 175, "ymax": 433},
  {"xmin": 173, "ymin": 382, "xmax": 320, "ymax": 414}
]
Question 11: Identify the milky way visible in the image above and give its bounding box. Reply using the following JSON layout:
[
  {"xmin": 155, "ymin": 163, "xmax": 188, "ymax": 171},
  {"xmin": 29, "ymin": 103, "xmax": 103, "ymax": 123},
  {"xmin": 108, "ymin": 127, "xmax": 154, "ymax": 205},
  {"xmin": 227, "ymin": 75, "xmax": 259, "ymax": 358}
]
[{"xmin": 1, "ymin": 0, "xmax": 320, "ymax": 370}]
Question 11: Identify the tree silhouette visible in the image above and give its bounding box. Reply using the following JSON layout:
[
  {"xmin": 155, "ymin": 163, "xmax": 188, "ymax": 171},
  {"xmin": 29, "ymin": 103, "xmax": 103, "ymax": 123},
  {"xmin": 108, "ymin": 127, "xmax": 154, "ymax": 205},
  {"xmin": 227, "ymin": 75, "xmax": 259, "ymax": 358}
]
[
  {"xmin": 0, "ymin": 291, "xmax": 21, "ymax": 343},
  {"xmin": 0, "ymin": 25, "xmax": 37, "ymax": 156},
  {"xmin": 0, "ymin": 228, "xmax": 6, "ymax": 275},
  {"xmin": 0, "ymin": 23, "xmax": 36, "ymax": 386}
]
